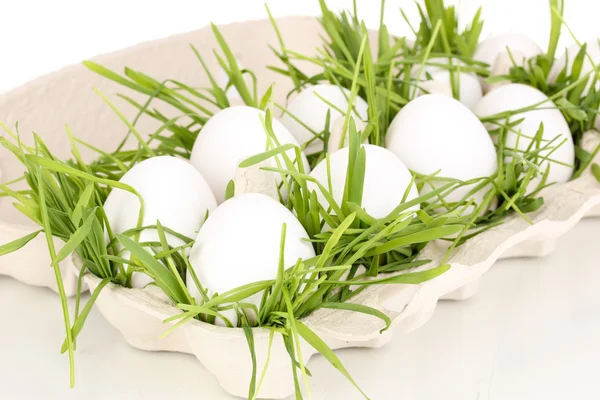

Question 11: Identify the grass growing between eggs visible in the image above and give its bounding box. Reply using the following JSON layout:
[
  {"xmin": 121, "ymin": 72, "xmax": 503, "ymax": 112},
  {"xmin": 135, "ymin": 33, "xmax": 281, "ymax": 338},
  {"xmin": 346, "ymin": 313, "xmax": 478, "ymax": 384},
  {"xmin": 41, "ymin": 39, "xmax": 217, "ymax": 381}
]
[
  {"xmin": 483, "ymin": 0, "xmax": 600, "ymax": 178},
  {"xmin": 0, "ymin": 101, "xmax": 464, "ymax": 400},
  {"xmin": 269, "ymin": 0, "xmax": 488, "ymax": 143},
  {"xmin": 271, "ymin": 0, "xmax": 578, "ymax": 237},
  {"xmin": 218, "ymin": 111, "xmax": 466, "ymax": 397},
  {"xmin": 0, "ymin": 72, "xmax": 466, "ymax": 400},
  {"xmin": 83, "ymin": 22, "xmax": 277, "ymax": 162}
]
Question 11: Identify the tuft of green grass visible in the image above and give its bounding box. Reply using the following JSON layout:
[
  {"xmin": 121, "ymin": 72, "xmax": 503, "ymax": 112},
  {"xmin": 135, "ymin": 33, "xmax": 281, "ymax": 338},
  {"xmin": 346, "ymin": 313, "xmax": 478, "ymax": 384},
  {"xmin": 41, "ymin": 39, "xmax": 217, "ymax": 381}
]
[
  {"xmin": 410, "ymin": 0, "xmax": 484, "ymax": 58},
  {"xmin": 84, "ymin": 23, "xmax": 272, "ymax": 161},
  {"xmin": 269, "ymin": 0, "xmax": 488, "ymax": 157},
  {"xmin": 0, "ymin": 84, "xmax": 465, "ymax": 400},
  {"xmin": 269, "ymin": 0, "xmax": 550, "ymax": 241},
  {"xmin": 0, "ymin": 70, "xmax": 467, "ymax": 400}
]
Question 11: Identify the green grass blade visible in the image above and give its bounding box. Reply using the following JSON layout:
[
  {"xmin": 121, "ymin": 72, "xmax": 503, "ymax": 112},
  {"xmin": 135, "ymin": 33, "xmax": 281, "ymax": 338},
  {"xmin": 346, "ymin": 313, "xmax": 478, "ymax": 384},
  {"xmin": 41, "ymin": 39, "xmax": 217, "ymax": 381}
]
[
  {"xmin": 296, "ymin": 321, "xmax": 369, "ymax": 399},
  {"xmin": 319, "ymin": 302, "xmax": 391, "ymax": 332},
  {"xmin": 60, "ymin": 277, "xmax": 111, "ymax": 353},
  {"xmin": 253, "ymin": 329, "xmax": 275, "ymax": 400},
  {"xmin": 211, "ymin": 23, "xmax": 256, "ymax": 107},
  {"xmin": 327, "ymin": 263, "xmax": 450, "ymax": 286},
  {"xmin": 260, "ymin": 224, "xmax": 287, "ymax": 322},
  {"xmin": 117, "ymin": 234, "xmax": 188, "ymax": 303},
  {"xmin": 367, "ymin": 225, "xmax": 464, "ymax": 256},
  {"xmin": 224, "ymin": 180, "xmax": 235, "ymax": 201},
  {"xmin": 241, "ymin": 315, "xmax": 258, "ymax": 399},
  {"xmin": 70, "ymin": 183, "xmax": 95, "ymax": 226},
  {"xmin": 53, "ymin": 211, "xmax": 97, "ymax": 265},
  {"xmin": 0, "ymin": 230, "xmax": 42, "ymax": 256},
  {"xmin": 36, "ymin": 167, "xmax": 75, "ymax": 387},
  {"xmin": 239, "ymin": 144, "xmax": 296, "ymax": 168},
  {"xmin": 592, "ymin": 163, "xmax": 600, "ymax": 182}
]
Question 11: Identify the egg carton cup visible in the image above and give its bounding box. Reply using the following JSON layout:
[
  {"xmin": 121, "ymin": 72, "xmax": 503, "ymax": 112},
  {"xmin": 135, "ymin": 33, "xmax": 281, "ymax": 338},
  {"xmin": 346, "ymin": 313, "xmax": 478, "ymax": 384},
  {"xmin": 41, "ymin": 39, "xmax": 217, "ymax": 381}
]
[
  {"xmin": 0, "ymin": 16, "xmax": 599, "ymax": 398},
  {"xmin": 79, "ymin": 260, "xmax": 393, "ymax": 399}
]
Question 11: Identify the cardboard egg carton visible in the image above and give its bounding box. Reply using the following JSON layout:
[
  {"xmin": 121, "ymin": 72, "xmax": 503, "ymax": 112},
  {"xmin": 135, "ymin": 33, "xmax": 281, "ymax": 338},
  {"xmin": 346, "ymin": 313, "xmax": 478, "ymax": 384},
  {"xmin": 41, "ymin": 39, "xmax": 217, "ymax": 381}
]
[{"xmin": 1, "ymin": 17, "xmax": 600, "ymax": 399}]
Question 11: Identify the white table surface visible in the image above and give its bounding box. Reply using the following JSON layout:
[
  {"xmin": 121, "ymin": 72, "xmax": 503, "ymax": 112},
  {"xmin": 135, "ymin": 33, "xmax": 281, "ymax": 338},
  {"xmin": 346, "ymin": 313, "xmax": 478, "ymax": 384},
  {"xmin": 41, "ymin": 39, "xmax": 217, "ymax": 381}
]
[{"xmin": 1, "ymin": 218, "xmax": 598, "ymax": 400}]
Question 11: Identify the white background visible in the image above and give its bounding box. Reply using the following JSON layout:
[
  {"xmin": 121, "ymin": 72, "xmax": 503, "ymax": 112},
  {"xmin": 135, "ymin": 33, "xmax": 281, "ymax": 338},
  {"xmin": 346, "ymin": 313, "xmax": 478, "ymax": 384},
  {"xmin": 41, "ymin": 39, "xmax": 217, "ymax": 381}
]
[
  {"xmin": 1, "ymin": 1, "xmax": 600, "ymax": 399},
  {"xmin": 1, "ymin": 0, "xmax": 600, "ymax": 93}
]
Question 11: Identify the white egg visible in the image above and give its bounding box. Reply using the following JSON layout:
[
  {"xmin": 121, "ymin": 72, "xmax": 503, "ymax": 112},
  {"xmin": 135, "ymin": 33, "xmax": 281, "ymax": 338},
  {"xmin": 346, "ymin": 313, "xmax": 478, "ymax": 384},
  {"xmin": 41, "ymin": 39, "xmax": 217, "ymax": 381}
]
[
  {"xmin": 103, "ymin": 156, "xmax": 217, "ymax": 288},
  {"xmin": 186, "ymin": 193, "xmax": 315, "ymax": 326},
  {"xmin": 412, "ymin": 57, "xmax": 483, "ymax": 110},
  {"xmin": 473, "ymin": 83, "xmax": 575, "ymax": 188},
  {"xmin": 327, "ymin": 116, "xmax": 367, "ymax": 153},
  {"xmin": 474, "ymin": 34, "xmax": 542, "ymax": 93},
  {"xmin": 386, "ymin": 94, "xmax": 498, "ymax": 210},
  {"xmin": 190, "ymin": 106, "xmax": 309, "ymax": 203},
  {"xmin": 308, "ymin": 144, "xmax": 419, "ymax": 219},
  {"xmin": 280, "ymin": 84, "xmax": 369, "ymax": 155},
  {"xmin": 419, "ymin": 80, "xmax": 453, "ymax": 98}
]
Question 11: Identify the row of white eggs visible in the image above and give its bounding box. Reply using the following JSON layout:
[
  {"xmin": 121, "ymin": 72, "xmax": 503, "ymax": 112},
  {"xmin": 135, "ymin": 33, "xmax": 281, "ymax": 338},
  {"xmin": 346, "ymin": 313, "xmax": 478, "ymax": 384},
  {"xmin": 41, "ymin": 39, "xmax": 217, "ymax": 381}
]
[
  {"xmin": 434, "ymin": 33, "xmax": 600, "ymax": 130},
  {"xmin": 102, "ymin": 34, "xmax": 583, "ymax": 325}
]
